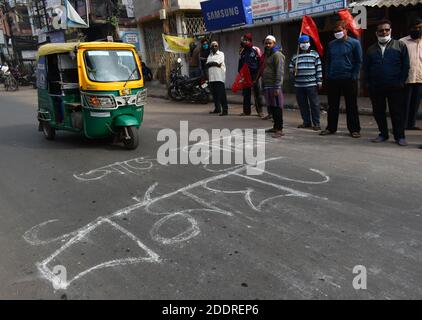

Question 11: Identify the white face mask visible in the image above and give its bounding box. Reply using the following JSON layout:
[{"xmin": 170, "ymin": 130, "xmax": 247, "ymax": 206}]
[
  {"xmin": 299, "ymin": 43, "xmax": 311, "ymax": 51},
  {"xmin": 377, "ymin": 34, "xmax": 391, "ymax": 44},
  {"xmin": 334, "ymin": 31, "xmax": 345, "ymax": 39}
]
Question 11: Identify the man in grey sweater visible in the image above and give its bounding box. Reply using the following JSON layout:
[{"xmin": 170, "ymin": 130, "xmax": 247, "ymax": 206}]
[{"xmin": 259, "ymin": 35, "xmax": 285, "ymax": 138}]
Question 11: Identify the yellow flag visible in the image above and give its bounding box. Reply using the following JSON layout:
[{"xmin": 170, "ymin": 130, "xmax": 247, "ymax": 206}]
[{"xmin": 162, "ymin": 34, "xmax": 194, "ymax": 54}]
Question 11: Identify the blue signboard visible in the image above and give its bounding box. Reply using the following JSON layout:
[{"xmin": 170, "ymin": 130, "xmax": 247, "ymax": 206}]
[
  {"xmin": 252, "ymin": 0, "xmax": 345, "ymax": 24},
  {"xmin": 201, "ymin": 0, "xmax": 253, "ymax": 31},
  {"xmin": 119, "ymin": 30, "xmax": 141, "ymax": 51}
]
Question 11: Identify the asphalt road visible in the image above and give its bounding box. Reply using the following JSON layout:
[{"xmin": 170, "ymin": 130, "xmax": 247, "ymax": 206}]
[{"xmin": 0, "ymin": 88, "xmax": 422, "ymax": 300}]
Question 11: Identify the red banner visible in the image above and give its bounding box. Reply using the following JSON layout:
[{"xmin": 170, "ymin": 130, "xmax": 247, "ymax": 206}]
[
  {"xmin": 232, "ymin": 64, "xmax": 253, "ymax": 93},
  {"xmin": 338, "ymin": 9, "xmax": 363, "ymax": 38},
  {"xmin": 300, "ymin": 15, "xmax": 324, "ymax": 57}
]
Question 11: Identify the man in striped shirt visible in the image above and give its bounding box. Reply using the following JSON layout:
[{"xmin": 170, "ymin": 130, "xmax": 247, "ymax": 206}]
[{"xmin": 289, "ymin": 35, "xmax": 323, "ymax": 130}]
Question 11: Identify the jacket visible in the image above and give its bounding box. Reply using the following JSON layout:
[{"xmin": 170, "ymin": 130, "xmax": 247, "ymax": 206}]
[
  {"xmin": 261, "ymin": 46, "xmax": 285, "ymax": 88},
  {"xmin": 364, "ymin": 39, "xmax": 410, "ymax": 88},
  {"xmin": 238, "ymin": 46, "xmax": 260, "ymax": 79},
  {"xmin": 326, "ymin": 36, "xmax": 363, "ymax": 80},
  {"xmin": 399, "ymin": 35, "xmax": 422, "ymax": 83}
]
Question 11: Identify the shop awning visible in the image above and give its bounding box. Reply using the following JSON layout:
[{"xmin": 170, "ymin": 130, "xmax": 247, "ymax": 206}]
[{"xmin": 350, "ymin": 0, "xmax": 422, "ymax": 7}]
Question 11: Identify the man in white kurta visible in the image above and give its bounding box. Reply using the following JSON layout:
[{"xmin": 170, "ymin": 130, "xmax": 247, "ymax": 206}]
[{"xmin": 206, "ymin": 41, "xmax": 229, "ymax": 116}]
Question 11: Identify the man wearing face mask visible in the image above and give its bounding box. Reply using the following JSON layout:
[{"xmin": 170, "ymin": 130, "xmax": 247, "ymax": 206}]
[
  {"xmin": 320, "ymin": 20, "xmax": 363, "ymax": 138},
  {"xmin": 206, "ymin": 41, "xmax": 229, "ymax": 116},
  {"xmin": 259, "ymin": 35, "xmax": 285, "ymax": 138},
  {"xmin": 365, "ymin": 20, "xmax": 410, "ymax": 146},
  {"xmin": 400, "ymin": 18, "xmax": 422, "ymax": 131},
  {"xmin": 289, "ymin": 35, "xmax": 323, "ymax": 131},
  {"xmin": 238, "ymin": 33, "xmax": 264, "ymax": 117},
  {"xmin": 199, "ymin": 38, "xmax": 211, "ymax": 77}
]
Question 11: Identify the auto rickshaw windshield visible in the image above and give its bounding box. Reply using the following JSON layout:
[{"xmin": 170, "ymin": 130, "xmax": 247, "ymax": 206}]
[{"xmin": 84, "ymin": 50, "xmax": 141, "ymax": 82}]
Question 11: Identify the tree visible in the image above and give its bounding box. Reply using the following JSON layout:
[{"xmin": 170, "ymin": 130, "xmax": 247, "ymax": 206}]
[{"xmin": 105, "ymin": 0, "xmax": 120, "ymax": 40}]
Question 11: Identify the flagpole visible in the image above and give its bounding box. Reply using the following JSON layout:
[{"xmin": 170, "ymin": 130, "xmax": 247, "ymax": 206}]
[{"xmin": 294, "ymin": 31, "xmax": 302, "ymax": 77}]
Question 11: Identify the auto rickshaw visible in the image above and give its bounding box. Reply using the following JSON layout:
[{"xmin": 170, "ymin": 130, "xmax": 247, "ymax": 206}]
[{"xmin": 36, "ymin": 42, "xmax": 147, "ymax": 149}]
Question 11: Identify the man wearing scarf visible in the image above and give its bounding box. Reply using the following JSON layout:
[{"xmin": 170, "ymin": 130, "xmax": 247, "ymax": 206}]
[{"xmin": 238, "ymin": 33, "xmax": 264, "ymax": 117}]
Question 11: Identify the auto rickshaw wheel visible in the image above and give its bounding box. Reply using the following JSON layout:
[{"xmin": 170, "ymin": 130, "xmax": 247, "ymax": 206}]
[
  {"xmin": 122, "ymin": 126, "xmax": 139, "ymax": 150},
  {"xmin": 41, "ymin": 122, "xmax": 56, "ymax": 140}
]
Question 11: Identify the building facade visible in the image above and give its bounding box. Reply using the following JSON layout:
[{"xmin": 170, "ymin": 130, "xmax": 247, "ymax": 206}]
[
  {"xmin": 0, "ymin": 0, "xmax": 37, "ymax": 64},
  {"xmin": 134, "ymin": 0, "xmax": 206, "ymax": 82}
]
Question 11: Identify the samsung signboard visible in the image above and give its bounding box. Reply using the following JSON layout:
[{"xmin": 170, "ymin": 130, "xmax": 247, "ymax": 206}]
[{"xmin": 200, "ymin": 0, "xmax": 253, "ymax": 32}]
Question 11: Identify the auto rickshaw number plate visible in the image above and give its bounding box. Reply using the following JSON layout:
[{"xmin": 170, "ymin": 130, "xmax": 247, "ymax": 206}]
[{"xmin": 90, "ymin": 112, "xmax": 111, "ymax": 118}]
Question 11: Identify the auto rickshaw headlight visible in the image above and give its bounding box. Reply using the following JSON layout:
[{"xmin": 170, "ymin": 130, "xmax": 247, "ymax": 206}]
[
  {"xmin": 84, "ymin": 94, "xmax": 116, "ymax": 109},
  {"xmin": 136, "ymin": 89, "xmax": 147, "ymax": 106}
]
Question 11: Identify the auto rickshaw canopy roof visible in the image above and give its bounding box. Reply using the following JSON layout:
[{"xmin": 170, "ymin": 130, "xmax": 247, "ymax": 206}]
[{"xmin": 37, "ymin": 42, "xmax": 137, "ymax": 57}]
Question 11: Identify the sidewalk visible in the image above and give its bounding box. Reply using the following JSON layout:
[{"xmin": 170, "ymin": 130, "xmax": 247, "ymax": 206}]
[{"xmin": 145, "ymin": 80, "xmax": 374, "ymax": 115}]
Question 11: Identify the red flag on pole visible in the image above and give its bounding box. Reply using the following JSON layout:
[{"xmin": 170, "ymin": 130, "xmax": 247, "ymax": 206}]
[
  {"xmin": 338, "ymin": 9, "xmax": 363, "ymax": 38},
  {"xmin": 300, "ymin": 15, "xmax": 324, "ymax": 56},
  {"xmin": 232, "ymin": 64, "xmax": 253, "ymax": 93}
]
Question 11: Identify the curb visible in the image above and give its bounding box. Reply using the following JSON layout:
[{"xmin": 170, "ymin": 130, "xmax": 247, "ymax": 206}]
[{"xmin": 147, "ymin": 91, "xmax": 375, "ymax": 116}]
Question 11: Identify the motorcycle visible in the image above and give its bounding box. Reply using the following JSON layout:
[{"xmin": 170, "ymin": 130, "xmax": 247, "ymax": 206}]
[
  {"xmin": 167, "ymin": 58, "xmax": 209, "ymax": 104},
  {"xmin": 10, "ymin": 66, "xmax": 32, "ymax": 87},
  {"xmin": 1, "ymin": 65, "xmax": 18, "ymax": 91}
]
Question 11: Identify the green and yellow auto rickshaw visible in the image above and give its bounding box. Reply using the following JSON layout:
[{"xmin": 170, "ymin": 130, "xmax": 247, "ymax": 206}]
[{"xmin": 36, "ymin": 42, "xmax": 147, "ymax": 149}]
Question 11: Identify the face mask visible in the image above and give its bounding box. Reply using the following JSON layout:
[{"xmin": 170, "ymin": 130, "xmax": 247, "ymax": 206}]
[
  {"xmin": 334, "ymin": 31, "xmax": 344, "ymax": 39},
  {"xmin": 299, "ymin": 43, "xmax": 311, "ymax": 51},
  {"xmin": 264, "ymin": 47, "xmax": 272, "ymax": 55},
  {"xmin": 377, "ymin": 35, "xmax": 391, "ymax": 44},
  {"xmin": 202, "ymin": 44, "xmax": 209, "ymax": 50},
  {"xmin": 410, "ymin": 29, "xmax": 422, "ymax": 39}
]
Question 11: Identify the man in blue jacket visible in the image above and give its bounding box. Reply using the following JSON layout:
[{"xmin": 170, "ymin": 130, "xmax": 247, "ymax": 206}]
[
  {"xmin": 320, "ymin": 20, "xmax": 363, "ymax": 138},
  {"xmin": 365, "ymin": 19, "xmax": 410, "ymax": 146},
  {"xmin": 238, "ymin": 33, "xmax": 264, "ymax": 117}
]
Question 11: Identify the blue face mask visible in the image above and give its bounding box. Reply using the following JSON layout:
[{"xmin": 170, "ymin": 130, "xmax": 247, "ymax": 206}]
[{"xmin": 202, "ymin": 44, "xmax": 209, "ymax": 50}]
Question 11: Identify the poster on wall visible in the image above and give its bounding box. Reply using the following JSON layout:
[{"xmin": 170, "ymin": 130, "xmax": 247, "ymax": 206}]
[
  {"xmin": 252, "ymin": 0, "xmax": 345, "ymax": 23},
  {"xmin": 119, "ymin": 29, "xmax": 141, "ymax": 51}
]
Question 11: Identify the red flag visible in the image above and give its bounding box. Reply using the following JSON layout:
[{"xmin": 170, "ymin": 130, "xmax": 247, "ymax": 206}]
[
  {"xmin": 338, "ymin": 9, "xmax": 363, "ymax": 38},
  {"xmin": 300, "ymin": 15, "xmax": 324, "ymax": 57},
  {"xmin": 232, "ymin": 64, "xmax": 253, "ymax": 93}
]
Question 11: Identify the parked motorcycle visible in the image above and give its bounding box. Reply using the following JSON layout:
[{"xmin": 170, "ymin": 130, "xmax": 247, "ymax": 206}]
[
  {"xmin": 10, "ymin": 66, "xmax": 31, "ymax": 87},
  {"xmin": 167, "ymin": 58, "xmax": 209, "ymax": 104},
  {"xmin": 1, "ymin": 65, "xmax": 18, "ymax": 91}
]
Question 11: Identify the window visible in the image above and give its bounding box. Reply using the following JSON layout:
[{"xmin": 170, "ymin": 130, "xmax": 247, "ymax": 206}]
[{"xmin": 84, "ymin": 50, "xmax": 141, "ymax": 82}]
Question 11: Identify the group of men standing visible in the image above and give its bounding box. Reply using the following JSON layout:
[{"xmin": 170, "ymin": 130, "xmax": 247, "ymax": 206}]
[{"xmin": 187, "ymin": 17, "xmax": 422, "ymax": 147}]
